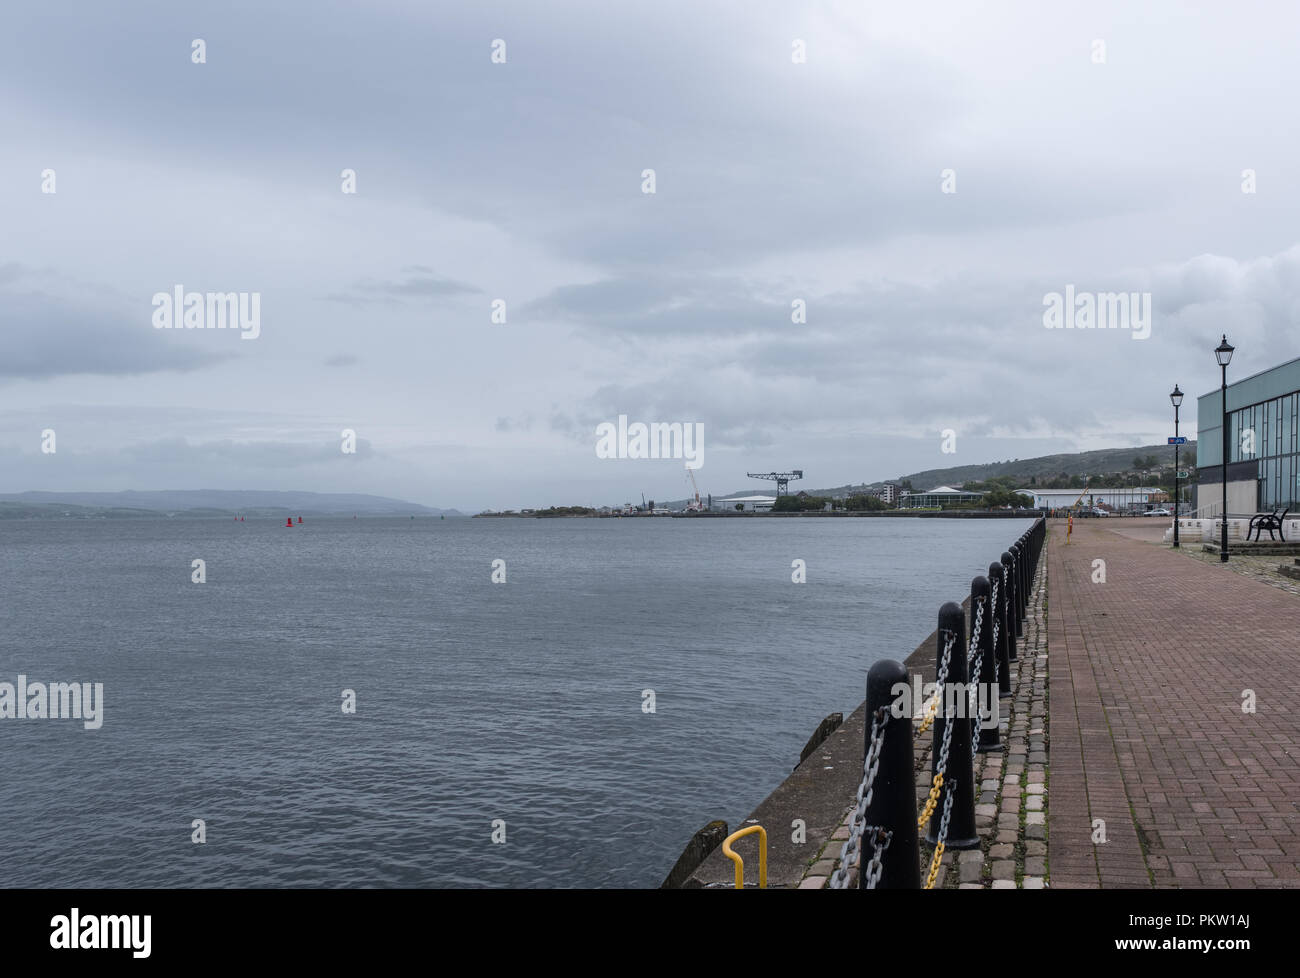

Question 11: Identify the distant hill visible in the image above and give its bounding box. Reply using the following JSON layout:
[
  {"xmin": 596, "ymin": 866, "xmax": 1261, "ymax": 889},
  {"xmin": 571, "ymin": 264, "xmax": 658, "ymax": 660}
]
[
  {"xmin": 0, "ymin": 490, "xmax": 463, "ymax": 519},
  {"xmin": 892, "ymin": 443, "xmax": 1196, "ymax": 491},
  {"xmin": 688, "ymin": 442, "xmax": 1197, "ymax": 507}
]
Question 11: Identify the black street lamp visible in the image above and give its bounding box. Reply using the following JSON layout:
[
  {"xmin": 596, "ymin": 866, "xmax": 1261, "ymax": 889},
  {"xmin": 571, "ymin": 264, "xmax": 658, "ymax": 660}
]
[
  {"xmin": 1170, "ymin": 384, "xmax": 1183, "ymax": 547},
  {"xmin": 1215, "ymin": 335, "xmax": 1235, "ymax": 562}
]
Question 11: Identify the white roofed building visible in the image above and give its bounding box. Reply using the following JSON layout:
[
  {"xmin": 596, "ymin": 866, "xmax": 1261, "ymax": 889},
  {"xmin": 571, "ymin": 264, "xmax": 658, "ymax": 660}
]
[
  {"xmin": 1017, "ymin": 487, "xmax": 1166, "ymax": 511},
  {"xmin": 718, "ymin": 495, "xmax": 777, "ymax": 512},
  {"xmin": 899, "ymin": 485, "xmax": 983, "ymax": 508}
]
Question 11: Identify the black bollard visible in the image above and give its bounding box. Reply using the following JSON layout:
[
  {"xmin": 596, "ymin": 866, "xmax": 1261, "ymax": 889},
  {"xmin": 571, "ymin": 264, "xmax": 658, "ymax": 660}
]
[
  {"xmin": 988, "ymin": 561, "xmax": 1012, "ymax": 698},
  {"xmin": 925, "ymin": 602, "xmax": 979, "ymax": 849},
  {"xmin": 969, "ymin": 576, "xmax": 1001, "ymax": 752},
  {"xmin": 1001, "ymin": 550, "xmax": 1018, "ymax": 661},
  {"xmin": 1008, "ymin": 543, "xmax": 1019, "ymax": 634},
  {"xmin": 1025, "ymin": 534, "xmax": 1034, "ymax": 597},
  {"xmin": 1021, "ymin": 536, "xmax": 1030, "ymax": 613},
  {"xmin": 1011, "ymin": 543, "xmax": 1025, "ymax": 637},
  {"xmin": 861, "ymin": 658, "xmax": 920, "ymax": 889},
  {"xmin": 1011, "ymin": 540, "xmax": 1021, "ymax": 612}
]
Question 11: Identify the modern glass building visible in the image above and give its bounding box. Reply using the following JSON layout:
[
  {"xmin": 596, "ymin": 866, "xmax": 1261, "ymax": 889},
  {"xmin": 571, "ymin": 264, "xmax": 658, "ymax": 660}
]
[
  {"xmin": 1197, "ymin": 354, "xmax": 1300, "ymax": 514},
  {"xmin": 899, "ymin": 485, "xmax": 984, "ymax": 508}
]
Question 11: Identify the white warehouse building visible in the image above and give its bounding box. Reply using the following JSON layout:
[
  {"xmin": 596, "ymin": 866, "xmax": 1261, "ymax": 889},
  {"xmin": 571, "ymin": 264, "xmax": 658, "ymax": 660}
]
[
  {"xmin": 1017, "ymin": 487, "xmax": 1167, "ymax": 511},
  {"xmin": 717, "ymin": 495, "xmax": 777, "ymax": 512}
]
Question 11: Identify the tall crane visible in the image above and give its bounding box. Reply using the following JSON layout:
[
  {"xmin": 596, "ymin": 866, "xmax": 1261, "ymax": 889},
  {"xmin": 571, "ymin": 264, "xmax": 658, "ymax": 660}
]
[
  {"xmin": 1069, "ymin": 479, "xmax": 1092, "ymax": 513},
  {"xmin": 685, "ymin": 466, "xmax": 705, "ymax": 511},
  {"xmin": 747, "ymin": 470, "xmax": 803, "ymax": 496}
]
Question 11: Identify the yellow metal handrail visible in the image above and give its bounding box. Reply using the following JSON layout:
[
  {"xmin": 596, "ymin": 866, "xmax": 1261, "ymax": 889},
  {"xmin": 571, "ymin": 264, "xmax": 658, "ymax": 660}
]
[{"xmin": 721, "ymin": 825, "xmax": 767, "ymax": 889}]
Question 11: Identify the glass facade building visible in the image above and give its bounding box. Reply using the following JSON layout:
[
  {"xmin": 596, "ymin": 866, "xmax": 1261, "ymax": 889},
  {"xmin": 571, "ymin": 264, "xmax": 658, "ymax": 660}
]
[
  {"xmin": 1197, "ymin": 355, "xmax": 1300, "ymax": 512},
  {"xmin": 1228, "ymin": 393, "xmax": 1299, "ymax": 508},
  {"xmin": 899, "ymin": 485, "xmax": 984, "ymax": 508}
]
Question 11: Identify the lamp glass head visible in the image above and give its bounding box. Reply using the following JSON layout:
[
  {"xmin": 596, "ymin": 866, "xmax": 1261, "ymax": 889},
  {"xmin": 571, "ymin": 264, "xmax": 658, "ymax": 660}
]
[{"xmin": 1215, "ymin": 335, "xmax": 1235, "ymax": 367}]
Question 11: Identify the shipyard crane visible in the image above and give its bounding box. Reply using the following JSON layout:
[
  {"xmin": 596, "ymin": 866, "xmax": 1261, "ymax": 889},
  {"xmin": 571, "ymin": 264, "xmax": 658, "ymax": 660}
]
[
  {"xmin": 684, "ymin": 465, "xmax": 705, "ymax": 511},
  {"xmin": 746, "ymin": 470, "xmax": 803, "ymax": 496}
]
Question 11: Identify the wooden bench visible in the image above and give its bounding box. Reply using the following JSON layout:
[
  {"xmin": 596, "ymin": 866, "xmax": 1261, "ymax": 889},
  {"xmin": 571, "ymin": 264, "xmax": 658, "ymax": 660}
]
[{"xmin": 1248, "ymin": 507, "xmax": 1289, "ymax": 541}]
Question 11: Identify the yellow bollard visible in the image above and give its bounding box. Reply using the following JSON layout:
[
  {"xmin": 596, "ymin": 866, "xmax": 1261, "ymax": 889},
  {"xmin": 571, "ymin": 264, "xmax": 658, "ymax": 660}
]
[{"xmin": 721, "ymin": 825, "xmax": 767, "ymax": 889}]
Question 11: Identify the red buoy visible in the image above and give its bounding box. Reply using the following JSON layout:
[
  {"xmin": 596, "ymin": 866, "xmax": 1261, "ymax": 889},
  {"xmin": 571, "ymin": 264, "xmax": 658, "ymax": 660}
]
[
  {"xmin": 297, "ymin": 516, "xmax": 303, "ymax": 524},
  {"xmin": 285, "ymin": 517, "xmax": 293, "ymax": 527}
]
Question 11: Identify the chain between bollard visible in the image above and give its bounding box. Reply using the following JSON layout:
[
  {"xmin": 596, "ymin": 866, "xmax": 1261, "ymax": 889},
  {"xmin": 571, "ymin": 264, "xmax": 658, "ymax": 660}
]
[
  {"xmin": 991, "ymin": 575, "xmax": 1000, "ymax": 652},
  {"xmin": 967, "ymin": 594, "xmax": 988, "ymax": 758},
  {"xmin": 917, "ymin": 642, "xmax": 957, "ymax": 828},
  {"xmin": 966, "ymin": 598, "xmax": 985, "ymax": 671},
  {"xmin": 990, "ymin": 575, "xmax": 1001, "ymax": 685},
  {"xmin": 828, "ymin": 705, "xmax": 890, "ymax": 889},
  {"xmin": 861, "ymin": 827, "xmax": 893, "ymax": 890},
  {"xmin": 924, "ymin": 780, "xmax": 956, "ymax": 889},
  {"xmin": 968, "ymin": 631, "xmax": 985, "ymax": 760},
  {"xmin": 918, "ymin": 628, "xmax": 956, "ymax": 736}
]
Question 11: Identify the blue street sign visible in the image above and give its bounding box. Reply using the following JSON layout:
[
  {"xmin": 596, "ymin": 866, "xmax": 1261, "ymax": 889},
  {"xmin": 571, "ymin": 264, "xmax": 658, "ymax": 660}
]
[{"xmin": 1168, "ymin": 436, "xmax": 1187, "ymax": 444}]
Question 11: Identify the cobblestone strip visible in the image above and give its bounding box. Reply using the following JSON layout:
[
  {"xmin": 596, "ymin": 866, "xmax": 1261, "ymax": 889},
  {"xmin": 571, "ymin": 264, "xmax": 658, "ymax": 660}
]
[
  {"xmin": 1176, "ymin": 544, "xmax": 1300, "ymax": 597},
  {"xmin": 803, "ymin": 552, "xmax": 1049, "ymax": 889}
]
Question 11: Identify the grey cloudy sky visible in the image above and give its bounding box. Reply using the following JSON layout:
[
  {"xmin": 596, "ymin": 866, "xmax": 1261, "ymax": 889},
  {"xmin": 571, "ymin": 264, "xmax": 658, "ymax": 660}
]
[{"xmin": 4, "ymin": 1, "xmax": 1299, "ymax": 510}]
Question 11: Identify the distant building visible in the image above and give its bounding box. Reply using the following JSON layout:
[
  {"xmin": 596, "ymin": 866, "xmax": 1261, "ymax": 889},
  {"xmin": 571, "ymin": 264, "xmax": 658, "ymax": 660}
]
[
  {"xmin": 718, "ymin": 494, "xmax": 777, "ymax": 512},
  {"xmin": 1017, "ymin": 487, "xmax": 1164, "ymax": 511},
  {"xmin": 872, "ymin": 483, "xmax": 902, "ymax": 505},
  {"xmin": 832, "ymin": 483, "xmax": 900, "ymax": 504},
  {"xmin": 900, "ymin": 485, "xmax": 983, "ymax": 508},
  {"xmin": 1197, "ymin": 353, "xmax": 1300, "ymax": 515}
]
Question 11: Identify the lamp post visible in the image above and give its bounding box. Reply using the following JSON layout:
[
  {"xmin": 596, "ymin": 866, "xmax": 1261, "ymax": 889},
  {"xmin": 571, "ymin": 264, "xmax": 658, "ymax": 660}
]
[
  {"xmin": 1215, "ymin": 335, "xmax": 1235, "ymax": 562},
  {"xmin": 1170, "ymin": 384, "xmax": 1183, "ymax": 547}
]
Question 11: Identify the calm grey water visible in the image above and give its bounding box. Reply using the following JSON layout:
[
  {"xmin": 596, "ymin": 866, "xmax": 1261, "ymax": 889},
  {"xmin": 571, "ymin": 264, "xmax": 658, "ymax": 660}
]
[{"xmin": 0, "ymin": 515, "xmax": 1031, "ymax": 888}]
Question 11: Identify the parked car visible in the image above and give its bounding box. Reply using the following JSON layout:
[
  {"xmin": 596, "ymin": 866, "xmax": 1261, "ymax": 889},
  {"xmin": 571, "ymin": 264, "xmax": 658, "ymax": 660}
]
[
  {"xmin": 1090, "ymin": 507, "xmax": 1110, "ymax": 517},
  {"xmin": 1144, "ymin": 508, "xmax": 1172, "ymax": 516}
]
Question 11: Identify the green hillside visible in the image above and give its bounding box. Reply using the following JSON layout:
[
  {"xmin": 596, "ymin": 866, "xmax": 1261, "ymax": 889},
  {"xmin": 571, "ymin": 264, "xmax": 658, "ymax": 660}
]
[
  {"xmin": 783, "ymin": 442, "xmax": 1198, "ymax": 501},
  {"xmin": 894, "ymin": 442, "xmax": 1196, "ymax": 492}
]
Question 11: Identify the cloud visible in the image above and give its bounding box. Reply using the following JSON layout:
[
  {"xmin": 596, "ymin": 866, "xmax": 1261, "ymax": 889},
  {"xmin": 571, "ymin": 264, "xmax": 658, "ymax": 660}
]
[
  {"xmin": 0, "ymin": 268, "xmax": 232, "ymax": 381},
  {"xmin": 323, "ymin": 270, "xmax": 482, "ymax": 305},
  {"xmin": 5, "ymin": 2, "xmax": 1300, "ymax": 508},
  {"xmin": 543, "ymin": 244, "xmax": 1300, "ymax": 457},
  {"xmin": 495, "ymin": 414, "xmax": 535, "ymax": 432},
  {"xmin": 1151, "ymin": 246, "xmax": 1300, "ymax": 331},
  {"xmin": 120, "ymin": 436, "xmax": 374, "ymax": 466}
]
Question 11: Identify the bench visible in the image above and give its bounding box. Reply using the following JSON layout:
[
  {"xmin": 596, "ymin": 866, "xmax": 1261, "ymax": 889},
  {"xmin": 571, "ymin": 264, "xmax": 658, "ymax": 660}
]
[{"xmin": 1248, "ymin": 507, "xmax": 1289, "ymax": 541}]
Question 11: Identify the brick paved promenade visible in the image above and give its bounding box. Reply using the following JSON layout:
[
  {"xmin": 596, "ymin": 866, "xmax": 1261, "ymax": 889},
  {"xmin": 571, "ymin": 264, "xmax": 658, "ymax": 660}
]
[{"xmin": 1047, "ymin": 518, "xmax": 1300, "ymax": 888}]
